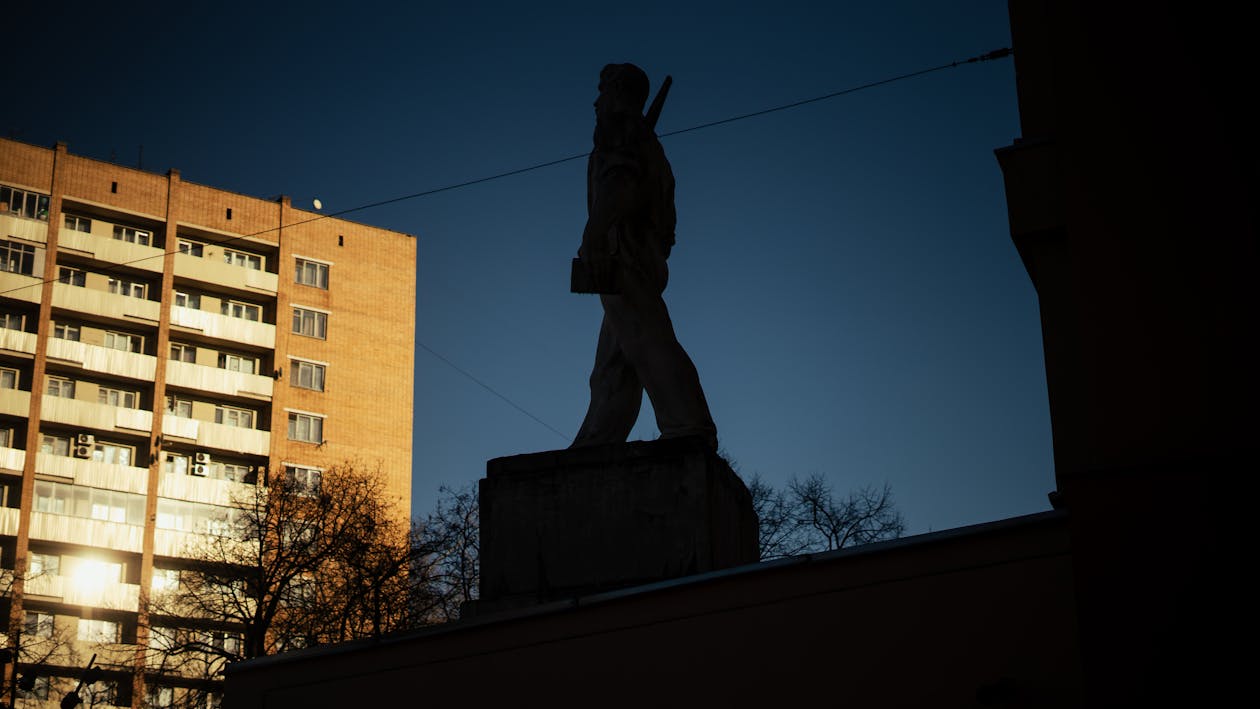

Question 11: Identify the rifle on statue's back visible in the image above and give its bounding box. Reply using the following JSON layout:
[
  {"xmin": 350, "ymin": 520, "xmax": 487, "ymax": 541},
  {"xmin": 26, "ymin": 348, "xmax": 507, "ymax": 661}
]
[{"xmin": 571, "ymin": 76, "xmax": 672, "ymax": 295}]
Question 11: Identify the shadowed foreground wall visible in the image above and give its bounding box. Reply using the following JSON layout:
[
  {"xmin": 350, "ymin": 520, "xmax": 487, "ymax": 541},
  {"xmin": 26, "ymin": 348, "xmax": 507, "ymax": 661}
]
[{"xmin": 227, "ymin": 511, "xmax": 1080, "ymax": 707}]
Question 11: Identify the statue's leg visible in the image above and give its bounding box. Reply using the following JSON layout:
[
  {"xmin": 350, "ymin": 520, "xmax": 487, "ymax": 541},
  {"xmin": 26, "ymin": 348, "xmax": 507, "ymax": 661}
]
[
  {"xmin": 571, "ymin": 313, "xmax": 643, "ymax": 447},
  {"xmin": 602, "ymin": 277, "xmax": 717, "ymax": 448}
]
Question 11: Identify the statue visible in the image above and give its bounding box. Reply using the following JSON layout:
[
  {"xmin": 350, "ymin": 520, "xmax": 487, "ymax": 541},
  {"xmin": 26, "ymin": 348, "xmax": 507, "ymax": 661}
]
[{"xmin": 570, "ymin": 63, "xmax": 717, "ymax": 449}]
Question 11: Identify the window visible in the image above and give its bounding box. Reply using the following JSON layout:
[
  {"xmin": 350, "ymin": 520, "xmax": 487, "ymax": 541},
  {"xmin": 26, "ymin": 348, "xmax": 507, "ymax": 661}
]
[
  {"xmin": 24, "ymin": 611, "xmax": 54, "ymax": 640},
  {"xmin": 165, "ymin": 395, "xmax": 192, "ymax": 418},
  {"xmin": 291, "ymin": 307, "xmax": 327, "ymax": 339},
  {"xmin": 108, "ymin": 276, "xmax": 147, "ymax": 298},
  {"xmin": 58, "ymin": 265, "xmax": 86, "ymax": 286},
  {"xmin": 0, "ymin": 428, "xmax": 11, "ymax": 448},
  {"xmin": 98, "ymin": 386, "xmax": 139, "ymax": 408},
  {"xmin": 221, "ymin": 299, "xmax": 261, "ymax": 322},
  {"xmin": 214, "ymin": 405, "xmax": 255, "ymax": 429},
  {"xmin": 152, "ymin": 567, "xmax": 180, "ymax": 592},
  {"xmin": 112, "ymin": 225, "xmax": 151, "ymax": 246},
  {"xmin": 174, "ymin": 290, "xmax": 200, "ymax": 309},
  {"xmin": 40, "ymin": 434, "xmax": 71, "ymax": 456},
  {"xmin": 35, "ymin": 480, "xmax": 145, "ymax": 524},
  {"xmin": 290, "ymin": 360, "xmax": 325, "ymax": 391},
  {"xmin": 170, "ymin": 342, "xmax": 197, "ymax": 362},
  {"xmin": 164, "ymin": 452, "xmax": 189, "ymax": 476},
  {"xmin": 295, "ymin": 258, "xmax": 329, "ymax": 289},
  {"xmin": 64, "ymin": 214, "xmax": 92, "ymax": 232},
  {"xmin": 177, "ymin": 238, "xmax": 204, "ymax": 257},
  {"xmin": 287, "ymin": 466, "xmax": 322, "ymax": 494},
  {"xmin": 215, "ymin": 462, "xmax": 250, "ymax": 483},
  {"xmin": 287, "ymin": 412, "xmax": 323, "ymax": 443},
  {"xmin": 46, "ymin": 376, "xmax": 75, "ymax": 398},
  {"xmin": 218, "ymin": 351, "xmax": 257, "ymax": 374},
  {"xmin": 0, "ymin": 310, "xmax": 26, "ymax": 330},
  {"xmin": 1, "ymin": 185, "xmax": 50, "ymax": 221},
  {"xmin": 30, "ymin": 552, "xmax": 60, "ymax": 576},
  {"xmin": 53, "ymin": 321, "xmax": 80, "ymax": 341},
  {"xmin": 92, "ymin": 441, "xmax": 134, "ymax": 466},
  {"xmin": 0, "ymin": 366, "xmax": 17, "ymax": 389},
  {"xmin": 223, "ymin": 248, "xmax": 262, "ymax": 270},
  {"xmin": 104, "ymin": 331, "xmax": 140, "ymax": 352},
  {"xmin": 0, "ymin": 239, "xmax": 35, "ymax": 274},
  {"xmin": 78, "ymin": 618, "xmax": 120, "ymax": 643}
]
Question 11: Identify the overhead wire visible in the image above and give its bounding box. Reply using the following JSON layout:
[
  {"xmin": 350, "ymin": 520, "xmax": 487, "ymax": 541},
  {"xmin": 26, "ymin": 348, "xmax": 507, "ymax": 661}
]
[{"xmin": 1, "ymin": 48, "xmax": 1012, "ymax": 439}]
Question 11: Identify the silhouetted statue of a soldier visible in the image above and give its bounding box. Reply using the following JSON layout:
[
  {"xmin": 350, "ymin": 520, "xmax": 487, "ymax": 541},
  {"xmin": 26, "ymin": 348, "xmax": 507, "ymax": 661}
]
[{"xmin": 571, "ymin": 63, "xmax": 717, "ymax": 449}]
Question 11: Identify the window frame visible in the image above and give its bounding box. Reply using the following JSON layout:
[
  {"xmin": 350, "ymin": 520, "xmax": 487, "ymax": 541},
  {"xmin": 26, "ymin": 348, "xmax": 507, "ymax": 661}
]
[
  {"xmin": 112, "ymin": 225, "xmax": 151, "ymax": 246},
  {"xmin": 223, "ymin": 248, "xmax": 263, "ymax": 270},
  {"xmin": 294, "ymin": 257, "xmax": 330, "ymax": 289},
  {"xmin": 214, "ymin": 404, "xmax": 255, "ymax": 429},
  {"xmin": 53, "ymin": 321, "xmax": 81, "ymax": 341},
  {"xmin": 286, "ymin": 412, "xmax": 324, "ymax": 444},
  {"xmin": 104, "ymin": 330, "xmax": 141, "ymax": 352},
  {"xmin": 0, "ymin": 366, "xmax": 17, "ymax": 390},
  {"xmin": 1, "ymin": 239, "xmax": 36, "ymax": 275},
  {"xmin": 165, "ymin": 395, "xmax": 192, "ymax": 418},
  {"xmin": 170, "ymin": 342, "xmax": 197, "ymax": 363},
  {"xmin": 64, "ymin": 214, "xmax": 92, "ymax": 233},
  {"xmin": 221, "ymin": 299, "xmax": 262, "ymax": 322},
  {"xmin": 58, "ymin": 265, "xmax": 86, "ymax": 286},
  {"xmin": 46, "ymin": 375, "xmax": 75, "ymax": 399},
  {"xmin": 98, "ymin": 386, "xmax": 140, "ymax": 409},
  {"xmin": 176, "ymin": 238, "xmax": 204, "ymax": 257},
  {"xmin": 289, "ymin": 359, "xmax": 326, "ymax": 391},
  {"xmin": 291, "ymin": 307, "xmax": 328, "ymax": 339}
]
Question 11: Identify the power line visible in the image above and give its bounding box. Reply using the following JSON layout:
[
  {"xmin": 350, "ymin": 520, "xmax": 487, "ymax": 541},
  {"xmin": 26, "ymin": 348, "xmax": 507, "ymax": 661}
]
[
  {"xmin": 0, "ymin": 47, "xmax": 1010, "ymax": 301},
  {"xmin": 416, "ymin": 342, "xmax": 569, "ymax": 441},
  {"xmin": 1, "ymin": 48, "xmax": 1011, "ymax": 439}
]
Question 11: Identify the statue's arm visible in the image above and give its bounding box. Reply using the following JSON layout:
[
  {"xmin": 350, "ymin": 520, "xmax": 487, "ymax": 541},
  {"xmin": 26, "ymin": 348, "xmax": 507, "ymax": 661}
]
[{"xmin": 580, "ymin": 155, "xmax": 641, "ymax": 258}]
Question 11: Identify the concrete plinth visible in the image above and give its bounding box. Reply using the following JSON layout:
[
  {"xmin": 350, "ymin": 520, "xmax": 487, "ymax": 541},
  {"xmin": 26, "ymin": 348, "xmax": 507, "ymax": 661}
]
[{"xmin": 475, "ymin": 436, "xmax": 758, "ymax": 613}]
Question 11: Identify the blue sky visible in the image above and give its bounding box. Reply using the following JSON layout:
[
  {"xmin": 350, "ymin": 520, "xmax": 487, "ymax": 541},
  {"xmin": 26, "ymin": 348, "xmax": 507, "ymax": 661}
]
[{"xmin": 6, "ymin": 1, "xmax": 1052, "ymax": 534}]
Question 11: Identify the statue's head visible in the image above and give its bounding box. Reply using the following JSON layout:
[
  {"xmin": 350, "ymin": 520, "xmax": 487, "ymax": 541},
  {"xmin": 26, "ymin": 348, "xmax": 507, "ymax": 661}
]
[{"xmin": 596, "ymin": 63, "xmax": 650, "ymax": 118}]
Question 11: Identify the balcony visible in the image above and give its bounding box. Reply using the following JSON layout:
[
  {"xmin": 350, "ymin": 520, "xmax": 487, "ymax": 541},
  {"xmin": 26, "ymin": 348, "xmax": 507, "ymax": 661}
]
[
  {"xmin": 0, "ymin": 326, "xmax": 37, "ymax": 354},
  {"xmin": 152, "ymin": 527, "xmax": 250, "ymax": 559},
  {"xmin": 158, "ymin": 473, "xmax": 252, "ymax": 507},
  {"xmin": 52, "ymin": 282, "xmax": 161, "ymax": 324},
  {"xmin": 35, "ymin": 453, "xmax": 149, "ymax": 495},
  {"xmin": 0, "ymin": 270, "xmax": 43, "ymax": 304},
  {"xmin": 0, "ymin": 213, "xmax": 48, "ymax": 243},
  {"xmin": 170, "ymin": 306, "xmax": 275, "ymax": 349},
  {"xmin": 160, "ymin": 415, "xmax": 270, "ymax": 456},
  {"xmin": 41, "ymin": 395, "xmax": 153, "ymax": 434},
  {"xmin": 175, "ymin": 252, "xmax": 278, "ymax": 295},
  {"xmin": 0, "ymin": 445, "xmax": 25, "ymax": 473},
  {"xmin": 0, "ymin": 387, "xmax": 30, "ymax": 418},
  {"xmin": 23, "ymin": 571, "xmax": 141, "ymax": 612},
  {"xmin": 46, "ymin": 336, "xmax": 158, "ymax": 381},
  {"xmin": 28, "ymin": 510, "xmax": 144, "ymax": 552},
  {"xmin": 0, "ymin": 506, "xmax": 18, "ymax": 535},
  {"xmin": 58, "ymin": 228, "xmax": 164, "ymax": 274},
  {"xmin": 166, "ymin": 359, "xmax": 274, "ymax": 400}
]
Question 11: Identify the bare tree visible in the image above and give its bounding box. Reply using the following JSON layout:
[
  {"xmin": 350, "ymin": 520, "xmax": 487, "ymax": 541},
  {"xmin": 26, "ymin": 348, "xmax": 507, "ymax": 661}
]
[
  {"xmin": 149, "ymin": 461, "xmax": 413, "ymax": 672},
  {"xmin": 748, "ymin": 473, "xmax": 905, "ymax": 561},
  {"xmin": 411, "ymin": 484, "xmax": 479, "ymax": 623}
]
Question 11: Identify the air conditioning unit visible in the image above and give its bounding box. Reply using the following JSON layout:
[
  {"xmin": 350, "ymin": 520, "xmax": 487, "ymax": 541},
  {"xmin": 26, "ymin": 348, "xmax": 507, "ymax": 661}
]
[
  {"xmin": 194, "ymin": 452, "xmax": 211, "ymax": 464},
  {"xmin": 192, "ymin": 464, "xmax": 208, "ymax": 477},
  {"xmin": 77, "ymin": 433, "xmax": 95, "ymax": 446},
  {"xmin": 74, "ymin": 445, "xmax": 93, "ymax": 458}
]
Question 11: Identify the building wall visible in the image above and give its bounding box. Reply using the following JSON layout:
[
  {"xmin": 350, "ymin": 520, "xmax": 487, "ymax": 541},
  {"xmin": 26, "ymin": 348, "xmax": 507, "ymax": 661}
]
[
  {"xmin": 227, "ymin": 513, "xmax": 1082, "ymax": 708},
  {"xmin": 1, "ymin": 137, "xmax": 415, "ymax": 707}
]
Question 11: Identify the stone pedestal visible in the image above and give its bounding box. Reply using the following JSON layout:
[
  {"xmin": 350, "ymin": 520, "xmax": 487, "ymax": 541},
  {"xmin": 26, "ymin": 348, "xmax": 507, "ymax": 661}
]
[{"xmin": 475, "ymin": 436, "xmax": 758, "ymax": 614}]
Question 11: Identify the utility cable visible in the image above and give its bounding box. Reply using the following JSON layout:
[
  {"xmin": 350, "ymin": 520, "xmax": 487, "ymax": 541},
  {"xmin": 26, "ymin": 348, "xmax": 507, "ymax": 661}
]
[{"xmin": 0, "ymin": 48, "xmax": 1012, "ymax": 438}]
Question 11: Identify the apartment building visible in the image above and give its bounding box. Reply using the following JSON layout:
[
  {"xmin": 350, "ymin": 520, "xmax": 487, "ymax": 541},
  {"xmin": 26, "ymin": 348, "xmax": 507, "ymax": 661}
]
[{"xmin": 0, "ymin": 138, "xmax": 415, "ymax": 707}]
